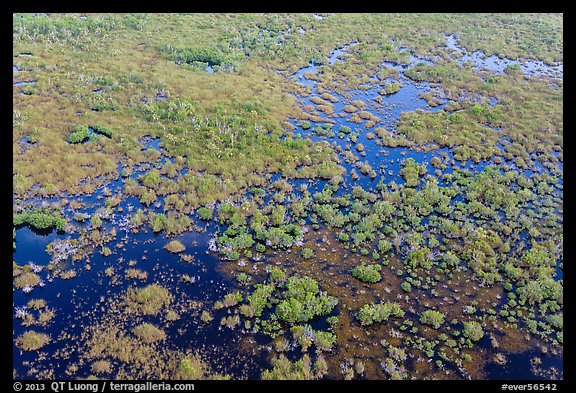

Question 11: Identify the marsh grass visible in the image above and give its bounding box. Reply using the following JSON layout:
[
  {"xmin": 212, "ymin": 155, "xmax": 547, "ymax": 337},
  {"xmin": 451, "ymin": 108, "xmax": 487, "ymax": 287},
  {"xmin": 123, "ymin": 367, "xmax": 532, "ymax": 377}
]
[
  {"xmin": 125, "ymin": 284, "xmax": 173, "ymax": 316},
  {"xmin": 12, "ymin": 12, "xmax": 563, "ymax": 381},
  {"xmin": 14, "ymin": 272, "xmax": 40, "ymax": 289},
  {"xmin": 27, "ymin": 298, "xmax": 47, "ymax": 310},
  {"xmin": 17, "ymin": 13, "xmax": 562, "ymax": 202},
  {"xmin": 132, "ymin": 323, "xmax": 166, "ymax": 343},
  {"xmin": 91, "ymin": 360, "xmax": 112, "ymax": 374},
  {"xmin": 60, "ymin": 270, "xmax": 77, "ymax": 280},
  {"xmin": 16, "ymin": 330, "xmax": 51, "ymax": 351},
  {"xmin": 164, "ymin": 240, "xmax": 186, "ymax": 253},
  {"xmin": 125, "ymin": 269, "xmax": 148, "ymax": 281}
]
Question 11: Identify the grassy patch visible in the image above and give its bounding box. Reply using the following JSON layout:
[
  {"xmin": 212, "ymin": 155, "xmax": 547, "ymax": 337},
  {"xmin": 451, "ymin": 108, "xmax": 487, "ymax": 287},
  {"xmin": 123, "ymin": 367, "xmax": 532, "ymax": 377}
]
[
  {"xmin": 125, "ymin": 284, "xmax": 173, "ymax": 316},
  {"xmin": 14, "ymin": 272, "xmax": 40, "ymax": 289},
  {"xmin": 164, "ymin": 240, "xmax": 186, "ymax": 253},
  {"xmin": 16, "ymin": 330, "xmax": 51, "ymax": 351},
  {"xmin": 91, "ymin": 360, "xmax": 112, "ymax": 374},
  {"xmin": 132, "ymin": 323, "xmax": 166, "ymax": 343}
]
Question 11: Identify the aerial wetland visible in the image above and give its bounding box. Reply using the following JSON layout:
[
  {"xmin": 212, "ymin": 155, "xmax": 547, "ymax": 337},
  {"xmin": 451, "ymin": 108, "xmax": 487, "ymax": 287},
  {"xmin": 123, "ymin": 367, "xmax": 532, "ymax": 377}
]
[{"xmin": 12, "ymin": 13, "xmax": 563, "ymax": 380}]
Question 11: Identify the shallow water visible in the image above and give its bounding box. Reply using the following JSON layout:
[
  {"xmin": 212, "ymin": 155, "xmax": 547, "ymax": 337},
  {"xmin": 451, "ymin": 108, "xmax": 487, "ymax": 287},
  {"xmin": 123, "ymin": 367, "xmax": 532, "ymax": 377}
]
[
  {"xmin": 13, "ymin": 80, "xmax": 36, "ymax": 87},
  {"xmin": 485, "ymin": 347, "xmax": 563, "ymax": 380},
  {"xmin": 444, "ymin": 34, "xmax": 563, "ymax": 79}
]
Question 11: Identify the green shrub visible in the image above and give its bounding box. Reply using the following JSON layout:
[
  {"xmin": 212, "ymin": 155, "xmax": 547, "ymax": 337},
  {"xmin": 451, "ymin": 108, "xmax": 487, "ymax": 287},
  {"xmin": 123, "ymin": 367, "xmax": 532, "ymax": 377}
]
[
  {"xmin": 248, "ymin": 284, "xmax": 275, "ymax": 318},
  {"xmin": 14, "ymin": 211, "xmax": 66, "ymax": 232},
  {"xmin": 68, "ymin": 124, "xmax": 91, "ymax": 143},
  {"xmin": 378, "ymin": 239, "xmax": 392, "ymax": 254},
  {"xmin": 339, "ymin": 125, "xmax": 352, "ymax": 134},
  {"xmin": 250, "ymin": 187, "xmax": 266, "ymax": 196},
  {"xmin": 312, "ymin": 124, "xmax": 334, "ymax": 137},
  {"xmin": 92, "ymin": 124, "xmax": 113, "ymax": 138},
  {"xmin": 90, "ymin": 215, "xmax": 102, "ymax": 229},
  {"xmin": 357, "ymin": 301, "xmax": 404, "ymax": 326},
  {"xmin": 301, "ymin": 247, "xmax": 314, "ymax": 259},
  {"xmin": 265, "ymin": 267, "xmax": 284, "ymax": 284},
  {"xmin": 338, "ymin": 232, "xmax": 350, "ymax": 242},
  {"xmin": 169, "ymin": 46, "xmax": 225, "ymax": 66},
  {"xmin": 235, "ymin": 272, "xmax": 252, "ymax": 286},
  {"xmin": 351, "ymin": 263, "xmax": 382, "ymax": 283},
  {"xmin": 400, "ymin": 157, "xmax": 425, "ymax": 187},
  {"xmin": 196, "ymin": 206, "xmax": 213, "ymax": 220},
  {"xmin": 275, "ymin": 276, "xmax": 337, "ymax": 324},
  {"xmin": 546, "ymin": 314, "xmax": 563, "ymax": 330},
  {"xmin": 462, "ymin": 321, "xmax": 484, "ymax": 342},
  {"xmin": 419, "ymin": 310, "xmax": 445, "ymax": 329}
]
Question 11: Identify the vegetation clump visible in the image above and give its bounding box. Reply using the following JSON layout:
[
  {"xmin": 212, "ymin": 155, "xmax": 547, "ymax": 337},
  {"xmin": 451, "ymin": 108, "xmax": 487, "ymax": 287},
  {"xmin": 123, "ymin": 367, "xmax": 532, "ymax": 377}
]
[
  {"xmin": 174, "ymin": 354, "xmax": 230, "ymax": 380},
  {"xmin": 125, "ymin": 269, "xmax": 148, "ymax": 280},
  {"xmin": 27, "ymin": 299, "xmax": 47, "ymax": 310},
  {"xmin": 132, "ymin": 323, "xmax": 166, "ymax": 343},
  {"xmin": 301, "ymin": 247, "xmax": 314, "ymax": 259},
  {"xmin": 261, "ymin": 354, "xmax": 328, "ymax": 380},
  {"xmin": 14, "ymin": 209, "xmax": 66, "ymax": 232},
  {"xmin": 275, "ymin": 275, "xmax": 338, "ymax": 324},
  {"xmin": 14, "ymin": 272, "xmax": 41, "ymax": 289},
  {"xmin": 351, "ymin": 263, "xmax": 382, "ymax": 283},
  {"xmin": 357, "ymin": 301, "xmax": 405, "ymax": 326},
  {"xmin": 462, "ymin": 321, "xmax": 484, "ymax": 342},
  {"xmin": 91, "ymin": 360, "xmax": 112, "ymax": 374},
  {"xmin": 291, "ymin": 324, "xmax": 337, "ymax": 352},
  {"xmin": 196, "ymin": 206, "xmax": 213, "ymax": 220},
  {"xmin": 125, "ymin": 284, "xmax": 173, "ymax": 316},
  {"xmin": 419, "ymin": 310, "xmax": 446, "ymax": 329},
  {"xmin": 68, "ymin": 124, "xmax": 91, "ymax": 144},
  {"xmin": 92, "ymin": 124, "xmax": 113, "ymax": 138},
  {"xmin": 164, "ymin": 240, "xmax": 186, "ymax": 253},
  {"xmin": 16, "ymin": 331, "xmax": 51, "ymax": 351},
  {"xmin": 399, "ymin": 157, "xmax": 426, "ymax": 187}
]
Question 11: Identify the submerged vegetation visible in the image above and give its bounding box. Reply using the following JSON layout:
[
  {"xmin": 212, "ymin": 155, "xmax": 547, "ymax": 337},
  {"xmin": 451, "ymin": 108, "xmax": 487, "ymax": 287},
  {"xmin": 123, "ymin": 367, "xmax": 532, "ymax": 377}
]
[{"xmin": 13, "ymin": 12, "xmax": 562, "ymax": 381}]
